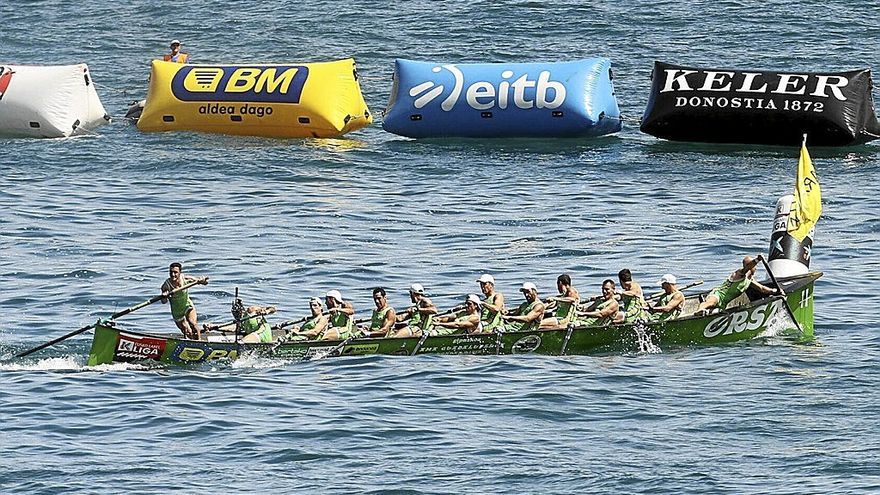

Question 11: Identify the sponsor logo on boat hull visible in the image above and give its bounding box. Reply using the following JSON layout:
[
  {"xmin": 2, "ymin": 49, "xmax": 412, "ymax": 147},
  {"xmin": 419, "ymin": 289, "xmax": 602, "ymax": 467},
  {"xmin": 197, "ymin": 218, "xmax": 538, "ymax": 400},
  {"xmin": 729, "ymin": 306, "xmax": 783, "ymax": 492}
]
[
  {"xmin": 171, "ymin": 343, "xmax": 239, "ymax": 363},
  {"xmin": 511, "ymin": 334, "xmax": 541, "ymax": 354},
  {"xmin": 703, "ymin": 299, "xmax": 785, "ymax": 338},
  {"xmin": 115, "ymin": 333, "xmax": 166, "ymax": 361}
]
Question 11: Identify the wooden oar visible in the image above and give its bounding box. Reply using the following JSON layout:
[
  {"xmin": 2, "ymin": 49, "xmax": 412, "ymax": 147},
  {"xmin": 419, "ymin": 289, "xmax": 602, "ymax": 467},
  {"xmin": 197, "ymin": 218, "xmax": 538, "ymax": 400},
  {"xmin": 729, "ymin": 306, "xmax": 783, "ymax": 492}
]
[
  {"xmin": 757, "ymin": 255, "xmax": 805, "ymax": 335},
  {"xmin": 644, "ymin": 279, "xmax": 704, "ymax": 302},
  {"xmin": 15, "ymin": 277, "xmax": 207, "ymax": 358}
]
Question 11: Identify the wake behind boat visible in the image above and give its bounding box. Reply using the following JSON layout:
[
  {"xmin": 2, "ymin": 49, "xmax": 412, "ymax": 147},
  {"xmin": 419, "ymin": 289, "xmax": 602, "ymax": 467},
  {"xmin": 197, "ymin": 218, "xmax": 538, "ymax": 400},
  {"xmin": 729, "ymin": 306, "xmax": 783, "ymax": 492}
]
[{"xmin": 86, "ymin": 271, "xmax": 819, "ymax": 366}]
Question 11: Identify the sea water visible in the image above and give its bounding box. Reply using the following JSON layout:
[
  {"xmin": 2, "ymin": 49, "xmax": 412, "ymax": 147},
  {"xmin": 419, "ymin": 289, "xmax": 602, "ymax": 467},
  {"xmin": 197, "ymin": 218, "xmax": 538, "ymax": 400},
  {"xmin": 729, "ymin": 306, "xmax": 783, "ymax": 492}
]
[{"xmin": 1, "ymin": 1, "xmax": 879, "ymax": 493}]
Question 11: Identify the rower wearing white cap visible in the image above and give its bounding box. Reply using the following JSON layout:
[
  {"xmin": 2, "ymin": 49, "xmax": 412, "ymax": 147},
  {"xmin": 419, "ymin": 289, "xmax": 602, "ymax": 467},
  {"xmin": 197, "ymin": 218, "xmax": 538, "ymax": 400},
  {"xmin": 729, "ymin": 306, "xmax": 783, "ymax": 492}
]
[
  {"xmin": 433, "ymin": 294, "xmax": 484, "ymax": 335},
  {"xmin": 476, "ymin": 273, "xmax": 505, "ymax": 332},
  {"xmin": 163, "ymin": 39, "xmax": 189, "ymax": 63},
  {"xmin": 321, "ymin": 289, "xmax": 355, "ymax": 340},
  {"xmin": 289, "ymin": 297, "xmax": 329, "ymax": 340},
  {"xmin": 647, "ymin": 274, "xmax": 685, "ymax": 322},
  {"xmin": 502, "ymin": 282, "xmax": 546, "ymax": 332},
  {"xmin": 391, "ymin": 283, "xmax": 437, "ymax": 338}
]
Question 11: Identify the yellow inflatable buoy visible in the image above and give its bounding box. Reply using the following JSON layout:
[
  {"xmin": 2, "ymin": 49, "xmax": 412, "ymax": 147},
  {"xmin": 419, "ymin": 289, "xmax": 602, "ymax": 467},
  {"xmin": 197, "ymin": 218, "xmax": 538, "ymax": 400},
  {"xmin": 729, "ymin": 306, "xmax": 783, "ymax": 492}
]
[{"xmin": 137, "ymin": 59, "xmax": 372, "ymax": 138}]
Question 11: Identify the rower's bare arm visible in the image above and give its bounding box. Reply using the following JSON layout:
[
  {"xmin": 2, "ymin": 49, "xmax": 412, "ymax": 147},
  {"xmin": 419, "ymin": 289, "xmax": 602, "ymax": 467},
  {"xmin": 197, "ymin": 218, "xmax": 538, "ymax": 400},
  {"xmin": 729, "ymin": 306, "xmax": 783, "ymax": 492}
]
[
  {"xmin": 526, "ymin": 304, "xmax": 546, "ymax": 322},
  {"xmin": 485, "ymin": 293, "xmax": 504, "ymax": 313},
  {"xmin": 381, "ymin": 309, "xmax": 397, "ymax": 333},
  {"xmin": 752, "ymin": 280, "xmax": 777, "ymax": 294},
  {"xmin": 421, "ymin": 298, "xmax": 439, "ymax": 315}
]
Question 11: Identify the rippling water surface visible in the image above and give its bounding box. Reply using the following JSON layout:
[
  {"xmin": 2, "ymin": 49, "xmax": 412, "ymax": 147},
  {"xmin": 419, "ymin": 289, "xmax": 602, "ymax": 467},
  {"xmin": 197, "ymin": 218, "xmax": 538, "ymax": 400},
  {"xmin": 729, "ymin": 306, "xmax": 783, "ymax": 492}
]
[{"xmin": 1, "ymin": 1, "xmax": 879, "ymax": 493}]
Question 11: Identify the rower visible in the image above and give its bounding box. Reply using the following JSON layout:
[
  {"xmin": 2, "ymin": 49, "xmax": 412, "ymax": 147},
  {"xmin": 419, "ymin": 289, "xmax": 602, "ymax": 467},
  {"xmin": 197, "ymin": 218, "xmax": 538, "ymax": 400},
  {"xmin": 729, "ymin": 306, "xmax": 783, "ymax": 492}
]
[
  {"xmin": 540, "ymin": 273, "xmax": 580, "ymax": 328},
  {"xmin": 477, "ymin": 273, "xmax": 505, "ymax": 332},
  {"xmin": 617, "ymin": 268, "xmax": 647, "ymax": 324},
  {"xmin": 288, "ymin": 297, "xmax": 328, "ymax": 340},
  {"xmin": 433, "ymin": 294, "xmax": 483, "ymax": 335},
  {"xmin": 502, "ymin": 282, "xmax": 546, "ymax": 332},
  {"xmin": 320, "ymin": 290, "xmax": 355, "ymax": 340},
  {"xmin": 647, "ymin": 274, "xmax": 685, "ymax": 321},
  {"xmin": 390, "ymin": 283, "xmax": 437, "ymax": 338},
  {"xmin": 695, "ymin": 256, "xmax": 778, "ymax": 316},
  {"xmin": 240, "ymin": 305, "xmax": 276, "ymax": 343},
  {"xmin": 576, "ymin": 279, "xmax": 620, "ymax": 327},
  {"xmin": 160, "ymin": 262, "xmax": 209, "ymax": 340},
  {"xmin": 163, "ymin": 39, "xmax": 189, "ymax": 63},
  {"xmin": 361, "ymin": 287, "xmax": 397, "ymax": 337}
]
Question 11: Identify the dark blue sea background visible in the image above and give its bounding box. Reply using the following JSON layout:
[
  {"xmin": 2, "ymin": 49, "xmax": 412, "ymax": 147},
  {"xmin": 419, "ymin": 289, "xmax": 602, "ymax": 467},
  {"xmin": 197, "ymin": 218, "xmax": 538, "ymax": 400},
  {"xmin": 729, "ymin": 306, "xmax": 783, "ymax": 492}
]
[{"xmin": 2, "ymin": 1, "xmax": 879, "ymax": 493}]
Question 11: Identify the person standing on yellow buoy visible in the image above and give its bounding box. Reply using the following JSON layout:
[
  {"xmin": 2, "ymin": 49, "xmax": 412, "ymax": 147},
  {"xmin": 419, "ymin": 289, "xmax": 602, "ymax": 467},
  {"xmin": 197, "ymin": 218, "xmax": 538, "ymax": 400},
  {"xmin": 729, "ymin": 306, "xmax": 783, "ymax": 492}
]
[{"xmin": 163, "ymin": 40, "xmax": 189, "ymax": 63}]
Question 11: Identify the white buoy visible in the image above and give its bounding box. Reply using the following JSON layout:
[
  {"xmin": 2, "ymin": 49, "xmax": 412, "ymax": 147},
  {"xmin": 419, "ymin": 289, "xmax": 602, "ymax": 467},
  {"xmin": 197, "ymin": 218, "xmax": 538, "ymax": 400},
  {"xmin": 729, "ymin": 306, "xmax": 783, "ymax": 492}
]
[{"xmin": 768, "ymin": 195, "xmax": 812, "ymax": 277}]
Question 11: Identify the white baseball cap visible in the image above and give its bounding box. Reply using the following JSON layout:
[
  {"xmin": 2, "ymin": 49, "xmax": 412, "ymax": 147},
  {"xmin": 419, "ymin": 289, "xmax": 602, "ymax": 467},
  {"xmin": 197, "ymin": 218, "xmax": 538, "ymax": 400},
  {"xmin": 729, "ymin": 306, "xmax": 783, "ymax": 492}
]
[
  {"xmin": 658, "ymin": 274, "xmax": 677, "ymax": 286},
  {"xmin": 466, "ymin": 294, "xmax": 482, "ymax": 305},
  {"xmin": 477, "ymin": 274, "xmax": 495, "ymax": 284},
  {"xmin": 170, "ymin": 39, "xmax": 181, "ymax": 45},
  {"xmin": 325, "ymin": 289, "xmax": 342, "ymax": 301},
  {"xmin": 409, "ymin": 283, "xmax": 425, "ymax": 294},
  {"xmin": 520, "ymin": 282, "xmax": 537, "ymax": 292}
]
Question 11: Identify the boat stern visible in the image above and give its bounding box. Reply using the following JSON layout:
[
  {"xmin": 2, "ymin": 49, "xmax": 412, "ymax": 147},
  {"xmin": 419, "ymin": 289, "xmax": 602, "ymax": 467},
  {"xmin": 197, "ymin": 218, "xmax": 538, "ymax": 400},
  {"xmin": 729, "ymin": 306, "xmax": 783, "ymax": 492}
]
[{"xmin": 87, "ymin": 320, "xmax": 119, "ymax": 366}]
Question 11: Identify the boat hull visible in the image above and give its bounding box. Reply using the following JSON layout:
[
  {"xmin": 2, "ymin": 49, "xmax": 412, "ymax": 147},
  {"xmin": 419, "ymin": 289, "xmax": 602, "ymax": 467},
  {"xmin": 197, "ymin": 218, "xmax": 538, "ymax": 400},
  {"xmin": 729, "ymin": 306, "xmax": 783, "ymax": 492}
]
[{"xmin": 87, "ymin": 272, "xmax": 819, "ymax": 366}]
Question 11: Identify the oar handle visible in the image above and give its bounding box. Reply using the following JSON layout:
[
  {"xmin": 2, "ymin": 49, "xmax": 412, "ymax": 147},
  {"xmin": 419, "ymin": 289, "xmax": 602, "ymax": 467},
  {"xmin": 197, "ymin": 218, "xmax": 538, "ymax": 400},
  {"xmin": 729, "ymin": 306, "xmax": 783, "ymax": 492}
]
[{"xmin": 272, "ymin": 316, "xmax": 310, "ymax": 331}]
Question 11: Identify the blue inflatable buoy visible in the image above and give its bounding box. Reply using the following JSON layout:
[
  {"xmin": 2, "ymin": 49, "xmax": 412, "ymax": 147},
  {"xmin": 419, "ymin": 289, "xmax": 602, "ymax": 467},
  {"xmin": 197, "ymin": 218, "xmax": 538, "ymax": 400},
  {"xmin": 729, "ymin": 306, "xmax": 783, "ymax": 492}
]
[{"xmin": 383, "ymin": 58, "xmax": 622, "ymax": 139}]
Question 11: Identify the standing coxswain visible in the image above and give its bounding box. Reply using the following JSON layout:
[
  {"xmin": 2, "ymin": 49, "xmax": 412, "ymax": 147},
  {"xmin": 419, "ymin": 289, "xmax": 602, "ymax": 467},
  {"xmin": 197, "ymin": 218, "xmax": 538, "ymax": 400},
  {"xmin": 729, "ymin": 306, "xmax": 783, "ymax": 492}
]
[{"xmin": 160, "ymin": 262, "xmax": 209, "ymax": 340}]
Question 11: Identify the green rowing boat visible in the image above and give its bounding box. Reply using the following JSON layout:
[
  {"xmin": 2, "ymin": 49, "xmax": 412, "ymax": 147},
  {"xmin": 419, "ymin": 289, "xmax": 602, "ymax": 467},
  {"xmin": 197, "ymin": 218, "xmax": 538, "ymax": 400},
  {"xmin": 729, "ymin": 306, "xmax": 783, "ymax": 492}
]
[{"xmin": 86, "ymin": 272, "xmax": 820, "ymax": 366}]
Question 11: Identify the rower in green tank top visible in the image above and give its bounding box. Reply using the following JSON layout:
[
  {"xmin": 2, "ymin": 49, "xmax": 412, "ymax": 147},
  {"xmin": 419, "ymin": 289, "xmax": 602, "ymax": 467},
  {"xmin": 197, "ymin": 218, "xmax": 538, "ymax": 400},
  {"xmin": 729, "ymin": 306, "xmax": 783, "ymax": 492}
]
[
  {"xmin": 502, "ymin": 282, "xmax": 546, "ymax": 332},
  {"xmin": 160, "ymin": 262, "xmax": 209, "ymax": 340},
  {"xmin": 320, "ymin": 289, "xmax": 355, "ymax": 340},
  {"xmin": 361, "ymin": 287, "xmax": 397, "ymax": 338},
  {"xmin": 618, "ymin": 268, "xmax": 647, "ymax": 324},
  {"xmin": 696, "ymin": 256, "xmax": 778, "ymax": 316},
  {"xmin": 476, "ymin": 273, "xmax": 504, "ymax": 332},
  {"xmin": 289, "ymin": 297, "xmax": 329, "ymax": 341},
  {"xmin": 647, "ymin": 273, "xmax": 685, "ymax": 322},
  {"xmin": 540, "ymin": 273, "xmax": 580, "ymax": 328},
  {"xmin": 390, "ymin": 283, "xmax": 438, "ymax": 338},
  {"xmin": 433, "ymin": 294, "xmax": 484, "ymax": 335},
  {"xmin": 240, "ymin": 305, "xmax": 276, "ymax": 343},
  {"xmin": 575, "ymin": 279, "xmax": 620, "ymax": 327}
]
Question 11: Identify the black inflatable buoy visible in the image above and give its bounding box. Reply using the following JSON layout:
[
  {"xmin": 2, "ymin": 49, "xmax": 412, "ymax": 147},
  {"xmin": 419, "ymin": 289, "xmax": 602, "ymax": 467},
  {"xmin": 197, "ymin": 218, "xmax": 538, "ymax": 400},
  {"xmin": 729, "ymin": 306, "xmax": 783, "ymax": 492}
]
[{"xmin": 641, "ymin": 61, "xmax": 880, "ymax": 146}]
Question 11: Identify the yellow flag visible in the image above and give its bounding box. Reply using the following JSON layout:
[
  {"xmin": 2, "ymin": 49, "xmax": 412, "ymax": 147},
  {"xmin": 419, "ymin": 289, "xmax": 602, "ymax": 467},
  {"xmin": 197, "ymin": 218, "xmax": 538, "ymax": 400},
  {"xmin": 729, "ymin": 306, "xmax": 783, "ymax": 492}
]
[{"xmin": 787, "ymin": 139, "xmax": 822, "ymax": 241}]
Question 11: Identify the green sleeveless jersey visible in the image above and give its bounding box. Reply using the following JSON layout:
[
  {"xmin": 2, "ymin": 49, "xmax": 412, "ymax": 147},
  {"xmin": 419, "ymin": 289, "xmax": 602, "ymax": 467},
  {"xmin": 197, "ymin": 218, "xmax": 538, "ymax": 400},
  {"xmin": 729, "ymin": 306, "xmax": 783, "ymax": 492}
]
[
  {"xmin": 554, "ymin": 296, "xmax": 577, "ymax": 321},
  {"xmin": 652, "ymin": 292, "xmax": 682, "ymax": 322},
  {"xmin": 714, "ymin": 276, "xmax": 752, "ymax": 309},
  {"xmin": 480, "ymin": 293, "xmax": 502, "ymax": 331},
  {"xmin": 329, "ymin": 308, "xmax": 353, "ymax": 338},
  {"xmin": 240, "ymin": 313, "xmax": 272, "ymax": 343},
  {"xmin": 163, "ymin": 278, "xmax": 194, "ymax": 320},
  {"xmin": 508, "ymin": 301, "xmax": 540, "ymax": 332},
  {"xmin": 370, "ymin": 306, "xmax": 392, "ymax": 333},
  {"xmin": 577, "ymin": 298, "xmax": 615, "ymax": 327},
  {"xmin": 621, "ymin": 290, "xmax": 646, "ymax": 323}
]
